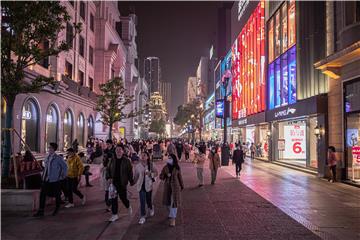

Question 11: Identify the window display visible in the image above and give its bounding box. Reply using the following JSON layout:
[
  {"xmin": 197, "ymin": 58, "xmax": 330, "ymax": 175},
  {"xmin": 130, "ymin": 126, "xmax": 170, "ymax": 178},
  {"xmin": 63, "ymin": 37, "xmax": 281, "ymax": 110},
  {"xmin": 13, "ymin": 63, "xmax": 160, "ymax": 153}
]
[
  {"xmin": 281, "ymin": 3, "xmax": 288, "ymax": 52},
  {"xmin": 268, "ymin": 19, "xmax": 274, "ymax": 64}
]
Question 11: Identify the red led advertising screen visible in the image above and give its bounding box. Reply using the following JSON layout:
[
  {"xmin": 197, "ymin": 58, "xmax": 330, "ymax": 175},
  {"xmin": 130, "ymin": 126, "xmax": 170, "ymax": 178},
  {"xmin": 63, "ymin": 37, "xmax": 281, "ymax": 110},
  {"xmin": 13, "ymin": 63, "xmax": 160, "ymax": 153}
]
[{"xmin": 232, "ymin": 1, "xmax": 265, "ymax": 120}]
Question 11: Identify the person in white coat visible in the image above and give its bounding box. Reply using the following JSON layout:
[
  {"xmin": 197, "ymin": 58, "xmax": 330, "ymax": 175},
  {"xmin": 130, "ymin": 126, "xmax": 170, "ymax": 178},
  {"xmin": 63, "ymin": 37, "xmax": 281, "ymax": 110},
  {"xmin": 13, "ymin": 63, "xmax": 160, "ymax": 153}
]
[{"xmin": 134, "ymin": 151, "xmax": 158, "ymax": 224}]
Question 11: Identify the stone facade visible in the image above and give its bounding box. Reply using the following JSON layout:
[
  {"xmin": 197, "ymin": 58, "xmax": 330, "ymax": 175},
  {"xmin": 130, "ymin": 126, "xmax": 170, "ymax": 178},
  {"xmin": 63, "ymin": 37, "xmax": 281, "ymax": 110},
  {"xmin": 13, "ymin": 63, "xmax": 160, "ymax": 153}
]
[{"xmin": 9, "ymin": 1, "xmax": 129, "ymax": 153}]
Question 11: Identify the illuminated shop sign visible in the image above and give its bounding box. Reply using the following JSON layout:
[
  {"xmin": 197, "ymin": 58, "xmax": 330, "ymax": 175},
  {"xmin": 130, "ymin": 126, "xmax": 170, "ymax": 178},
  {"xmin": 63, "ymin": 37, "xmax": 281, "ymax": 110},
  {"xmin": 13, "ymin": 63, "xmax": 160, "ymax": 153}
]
[
  {"xmin": 274, "ymin": 107, "xmax": 296, "ymax": 118},
  {"xmin": 232, "ymin": 1, "xmax": 265, "ymax": 120},
  {"xmin": 215, "ymin": 100, "xmax": 224, "ymax": 118}
]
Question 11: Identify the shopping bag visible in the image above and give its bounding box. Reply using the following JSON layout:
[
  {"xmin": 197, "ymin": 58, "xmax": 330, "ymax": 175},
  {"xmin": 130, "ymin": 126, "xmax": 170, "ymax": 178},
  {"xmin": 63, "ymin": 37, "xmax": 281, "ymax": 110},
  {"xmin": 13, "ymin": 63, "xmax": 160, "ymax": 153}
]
[{"xmin": 108, "ymin": 183, "xmax": 117, "ymax": 199}]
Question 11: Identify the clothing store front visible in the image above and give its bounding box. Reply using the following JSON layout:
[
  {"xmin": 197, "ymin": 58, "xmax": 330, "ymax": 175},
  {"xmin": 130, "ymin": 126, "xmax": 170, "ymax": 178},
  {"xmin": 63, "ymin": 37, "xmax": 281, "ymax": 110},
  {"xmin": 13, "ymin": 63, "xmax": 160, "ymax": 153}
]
[
  {"xmin": 344, "ymin": 78, "xmax": 360, "ymax": 185},
  {"xmin": 266, "ymin": 95, "xmax": 328, "ymax": 173},
  {"xmin": 232, "ymin": 112, "xmax": 269, "ymax": 160}
]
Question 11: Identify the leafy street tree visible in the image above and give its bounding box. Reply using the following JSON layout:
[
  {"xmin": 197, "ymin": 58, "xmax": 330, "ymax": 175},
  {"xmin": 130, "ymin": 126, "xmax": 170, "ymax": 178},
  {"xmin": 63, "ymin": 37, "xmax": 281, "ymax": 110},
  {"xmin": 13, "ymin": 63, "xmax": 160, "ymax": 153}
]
[
  {"xmin": 95, "ymin": 77, "xmax": 144, "ymax": 139},
  {"xmin": 149, "ymin": 118, "xmax": 166, "ymax": 137},
  {"xmin": 174, "ymin": 99, "xmax": 204, "ymax": 141},
  {"xmin": 1, "ymin": 1, "xmax": 81, "ymax": 177}
]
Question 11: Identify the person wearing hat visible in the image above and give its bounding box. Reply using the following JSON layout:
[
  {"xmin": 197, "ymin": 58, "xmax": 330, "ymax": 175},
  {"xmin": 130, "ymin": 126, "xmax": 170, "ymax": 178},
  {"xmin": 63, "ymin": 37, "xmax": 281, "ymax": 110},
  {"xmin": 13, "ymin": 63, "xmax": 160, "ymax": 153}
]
[{"xmin": 65, "ymin": 148, "xmax": 85, "ymax": 208}]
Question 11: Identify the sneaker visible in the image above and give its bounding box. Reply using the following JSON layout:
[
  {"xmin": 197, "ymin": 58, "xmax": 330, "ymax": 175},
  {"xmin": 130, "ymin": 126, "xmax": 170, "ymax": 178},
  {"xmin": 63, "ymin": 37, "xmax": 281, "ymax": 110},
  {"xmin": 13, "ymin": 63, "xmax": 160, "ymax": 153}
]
[
  {"xmin": 65, "ymin": 203, "xmax": 75, "ymax": 208},
  {"xmin": 81, "ymin": 196, "xmax": 86, "ymax": 205},
  {"xmin": 149, "ymin": 206, "xmax": 155, "ymax": 217},
  {"xmin": 138, "ymin": 217, "xmax": 146, "ymax": 224},
  {"xmin": 128, "ymin": 206, "xmax": 133, "ymax": 215},
  {"xmin": 330, "ymin": 179, "xmax": 334, "ymax": 183},
  {"xmin": 109, "ymin": 214, "xmax": 119, "ymax": 222}
]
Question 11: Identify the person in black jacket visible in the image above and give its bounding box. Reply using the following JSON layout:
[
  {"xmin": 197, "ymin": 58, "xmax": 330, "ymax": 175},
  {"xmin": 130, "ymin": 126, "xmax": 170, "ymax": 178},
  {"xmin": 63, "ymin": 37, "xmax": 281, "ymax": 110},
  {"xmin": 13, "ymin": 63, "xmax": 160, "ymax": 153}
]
[
  {"xmin": 232, "ymin": 144, "xmax": 244, "ymax": 178},
  {"xmin": 106, "ymin": 144, "xmax": 134, "ymax": 222}
]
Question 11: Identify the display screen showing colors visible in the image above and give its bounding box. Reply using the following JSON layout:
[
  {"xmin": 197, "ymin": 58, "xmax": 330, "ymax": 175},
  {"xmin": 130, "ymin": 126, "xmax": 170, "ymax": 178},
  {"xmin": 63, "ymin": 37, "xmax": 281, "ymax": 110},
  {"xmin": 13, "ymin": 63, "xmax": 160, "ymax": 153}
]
[
  {"xmin": 232, "ymin": 1, "xmax": 266, "ymax": 120},
  {"xmin": 268, "ymin": 45, "xmax": 297, "ymax": 109},
  {"xmin": 215, "ymin": 99, "xmax": 224, "ymax": 118}
]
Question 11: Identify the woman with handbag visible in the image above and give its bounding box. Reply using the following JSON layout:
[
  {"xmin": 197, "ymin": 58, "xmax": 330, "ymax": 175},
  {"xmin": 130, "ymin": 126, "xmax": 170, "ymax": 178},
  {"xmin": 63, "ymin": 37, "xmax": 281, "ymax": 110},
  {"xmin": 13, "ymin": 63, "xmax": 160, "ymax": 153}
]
[
  {"xmin": 134, "ymin": 152, "xmax": 158, "ymax": 224},
  {"xmin": 160, "ymin": 154, "xmax": 184, "ymax": 227}
]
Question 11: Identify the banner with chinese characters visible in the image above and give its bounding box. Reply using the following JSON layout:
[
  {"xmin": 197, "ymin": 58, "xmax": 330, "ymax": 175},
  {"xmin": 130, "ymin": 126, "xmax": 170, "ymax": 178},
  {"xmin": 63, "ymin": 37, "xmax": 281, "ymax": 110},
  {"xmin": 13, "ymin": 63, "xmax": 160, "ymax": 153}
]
[{"xmin": 283, "ymin": 125, "xmax": 306, "ymax": 159}]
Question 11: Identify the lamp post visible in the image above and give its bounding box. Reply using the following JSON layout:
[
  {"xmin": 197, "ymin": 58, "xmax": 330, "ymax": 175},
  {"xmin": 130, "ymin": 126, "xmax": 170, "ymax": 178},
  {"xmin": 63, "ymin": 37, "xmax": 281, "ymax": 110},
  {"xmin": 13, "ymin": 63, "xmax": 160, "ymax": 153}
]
[{"xmin": 221, "ymin": 70, "xmax": 231, "ymax": 166}]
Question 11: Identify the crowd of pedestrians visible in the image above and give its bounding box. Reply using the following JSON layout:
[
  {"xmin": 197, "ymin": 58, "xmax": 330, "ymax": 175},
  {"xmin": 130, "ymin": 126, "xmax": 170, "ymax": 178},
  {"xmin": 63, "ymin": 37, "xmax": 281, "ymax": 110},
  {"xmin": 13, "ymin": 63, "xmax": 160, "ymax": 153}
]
[{"xmin": 30, "ymin": 136, "xmax": 262, "ymax": 228}]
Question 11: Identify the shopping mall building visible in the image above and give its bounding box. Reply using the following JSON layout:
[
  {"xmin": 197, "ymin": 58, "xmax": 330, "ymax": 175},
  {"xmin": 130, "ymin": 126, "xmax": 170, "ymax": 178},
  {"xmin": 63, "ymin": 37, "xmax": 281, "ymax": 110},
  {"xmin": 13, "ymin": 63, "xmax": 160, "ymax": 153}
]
[{"xmin": 212, "ymin": 0, "xmax": 360, "ymax": 185}]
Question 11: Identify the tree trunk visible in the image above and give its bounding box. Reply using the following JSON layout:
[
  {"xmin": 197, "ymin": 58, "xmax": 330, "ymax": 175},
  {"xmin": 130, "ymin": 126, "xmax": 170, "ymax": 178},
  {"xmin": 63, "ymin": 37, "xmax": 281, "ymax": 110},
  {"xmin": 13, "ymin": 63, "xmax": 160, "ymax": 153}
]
[
  {"xmin": 2, "ymin": 100, "xmax": 14, "ymax": 177},
  {"xmin": 108, "ymin": 122, "xmax": 113, "ymax": 140}
]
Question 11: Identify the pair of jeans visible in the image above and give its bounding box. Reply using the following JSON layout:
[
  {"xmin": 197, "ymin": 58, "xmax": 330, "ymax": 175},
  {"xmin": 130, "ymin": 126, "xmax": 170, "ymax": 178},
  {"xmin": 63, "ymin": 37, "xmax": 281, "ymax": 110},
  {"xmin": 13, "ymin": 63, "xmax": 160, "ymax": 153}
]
[
  {"xmin": 168, "ymin": 195, "xmax": 177, "ymax": 219},
  {"xmin": 330, "ymin": 165, "xmax": 337, "ymax": 181},
  {"xmin": 105, "ymin": 190, "xmax": 111, "ymax": 207},
  {"xmin": 111, "ymin": 185, "xmax": 130, "ymax": 215},
  {"xmin": 67, "ymin": 177, "xmax": 84, "ymax": 203},
  {"xmin": 39, "ymin": 181, "xmax": 61, "ymax": 212},
  {"xmin": 211, "ymin": 169, "xmax": 217, "ymax": 184},
  {"xmin": 139, "ymin": 189, "xmax": 153, "ymax": 217},
  {"xmin": 235, "ymin": 163, "xmax": 242, "ymax": 176},
  {"xmin": 197, "ymin": 168, "xmax": 204, "ymax": 185}
]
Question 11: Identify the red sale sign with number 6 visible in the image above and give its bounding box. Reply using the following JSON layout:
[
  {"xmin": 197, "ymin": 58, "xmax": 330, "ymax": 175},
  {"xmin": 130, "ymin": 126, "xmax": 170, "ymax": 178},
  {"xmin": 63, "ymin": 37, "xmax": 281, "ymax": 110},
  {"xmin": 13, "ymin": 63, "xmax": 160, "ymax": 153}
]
[{"xmin": 284, "ymin": 125, "xmax": 306, "ymax": 159}]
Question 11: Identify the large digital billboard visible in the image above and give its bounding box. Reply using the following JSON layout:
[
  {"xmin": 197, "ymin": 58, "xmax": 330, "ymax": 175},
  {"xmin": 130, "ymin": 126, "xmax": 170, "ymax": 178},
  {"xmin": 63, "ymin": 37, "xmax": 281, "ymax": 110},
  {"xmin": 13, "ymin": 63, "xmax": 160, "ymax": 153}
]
[{"xmin": 232, "ymin": 1, "xmax": 265, "ymax": 120}]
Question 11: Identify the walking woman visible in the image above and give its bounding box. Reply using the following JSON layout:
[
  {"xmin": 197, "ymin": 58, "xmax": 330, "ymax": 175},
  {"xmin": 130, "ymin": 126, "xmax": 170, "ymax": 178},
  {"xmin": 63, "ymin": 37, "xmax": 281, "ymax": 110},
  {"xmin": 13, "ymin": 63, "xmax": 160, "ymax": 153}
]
[
  {"xmin": 208, "ymin": 146, "xmax": 221, "ymax": 184},
  {"xmin": 327, "ymin": 146, "xmax": 337, "ymax": 183},
  {"xmin": 160, "ymin": 154, "xmax": 184, "ymax": 227},
  {"xmin": 134, "ymin": 152, "xmax": 158, "ymax": 224},
  {"xmin": 194, "ymin": 145, "xmax": 206, "ymax": 187}
]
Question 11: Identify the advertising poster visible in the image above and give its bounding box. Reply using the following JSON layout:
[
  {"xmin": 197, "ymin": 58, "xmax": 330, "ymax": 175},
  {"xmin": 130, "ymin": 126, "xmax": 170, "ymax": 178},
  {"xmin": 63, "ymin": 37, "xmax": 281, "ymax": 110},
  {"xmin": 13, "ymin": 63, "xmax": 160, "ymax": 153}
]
[
  {"xmin": 215, "ymin": 100, "xmax": 224, "ymax": 118},
  {"xmin": 246, "ymin": 127, "xmax": 255, "ymax": 144},
  {"xmin": 347, "ymin": 129, "xmax": 359, "ymax": 147},
  {"xmin": 352, "ymin": 146, "xmax": 360, "ymax": 166},
  {"xmin": 284, "ymin": 125, "xmax": 306, "ymax": 159},
  {"xmin": 278, "ymin": 139, "xmax": 285, "ymax": 151}
]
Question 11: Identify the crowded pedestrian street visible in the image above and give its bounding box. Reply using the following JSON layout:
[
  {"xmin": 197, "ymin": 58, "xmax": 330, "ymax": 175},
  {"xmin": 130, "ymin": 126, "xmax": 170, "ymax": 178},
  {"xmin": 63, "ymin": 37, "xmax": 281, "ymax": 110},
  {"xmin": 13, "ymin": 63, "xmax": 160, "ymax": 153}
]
[{"xmin": 2, "ymin": 156, "xmax": 359, "ymax": 240}]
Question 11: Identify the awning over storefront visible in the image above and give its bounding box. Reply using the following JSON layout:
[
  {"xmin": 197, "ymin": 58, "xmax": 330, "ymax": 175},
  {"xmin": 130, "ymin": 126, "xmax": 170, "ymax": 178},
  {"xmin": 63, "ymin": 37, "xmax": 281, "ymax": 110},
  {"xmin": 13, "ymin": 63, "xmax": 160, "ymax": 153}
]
[{"xmin": 314, "ymin": 41, "xmax": 360, "ymax": 79}]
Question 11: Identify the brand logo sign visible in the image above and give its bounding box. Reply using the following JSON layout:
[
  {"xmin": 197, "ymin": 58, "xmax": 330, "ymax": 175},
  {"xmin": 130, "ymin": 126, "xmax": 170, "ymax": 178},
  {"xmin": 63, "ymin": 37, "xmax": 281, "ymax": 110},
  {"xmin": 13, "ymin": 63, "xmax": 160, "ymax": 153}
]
[
  {"xmin": 274, "ymin": 107, "xmax": 296, "ymax": 118},
  {"xmin": 238, "ymin": 118, "xmax": 247, "ymax": 126},
  {"xmin": 22, "ymin": 111, "xmax": 32, "ymax": 120}
]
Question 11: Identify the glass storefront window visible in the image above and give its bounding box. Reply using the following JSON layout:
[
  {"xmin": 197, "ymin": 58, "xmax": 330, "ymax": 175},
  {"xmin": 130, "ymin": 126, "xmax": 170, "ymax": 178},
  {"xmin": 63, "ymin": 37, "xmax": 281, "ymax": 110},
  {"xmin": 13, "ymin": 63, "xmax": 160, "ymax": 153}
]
[
  {"xmin": 281, "ymin": 3, "xmax": 288, "ymax": 53},
  {"xmin": 88, "ymin": 115, "xmax": 94, "ymax": 139},
  {"xmin": 288, "ymin": 0, "xmax": 296, "ymax": 47},
  {"xmin": 275, "ymin": 11, "xmax": 281, "ymax": 58},
  {"xmin": 309, "ymin": 117, "xmax": 318, "ymax": 169},
  {"xmin": 268, "ymin": 63, "xmax": 275, "ymax": 109},
  {"xmin": 275, "ymin": 58, "xmax": 281, "ymax": 107},
  {"xmin": 45, "ymin": 105, "xmax": 59, "ymax": 151},
  {"xmin": 77, "ymin": 113, "xmax": 85, "ymax": 147},
  {"xmin": 346, "ymin": 113, "xmax": 360, "ymax": 182},
  {"xmin": 21, "ymin": 99, "xmax": 39, "ymax": 152},
  {"xmin": 64, "ymin": 110, "xmax": 73, "ymax": 150},
  {"xmin": 268, "ymin": 19, "xmax": 274, "ymax": 63}
]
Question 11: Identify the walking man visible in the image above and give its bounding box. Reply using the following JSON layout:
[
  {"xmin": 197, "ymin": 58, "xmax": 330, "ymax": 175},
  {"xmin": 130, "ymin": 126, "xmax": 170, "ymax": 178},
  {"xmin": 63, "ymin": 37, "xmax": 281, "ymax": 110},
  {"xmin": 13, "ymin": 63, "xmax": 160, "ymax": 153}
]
[
  {"xmin": 106, "ymin": 144, "xmax": 134, "ymax": 222},
  {"xmin": 233, "ymin": 144, "xmax": 244, "ymax": 178},
  {"xmin": 33, "ymin": 143, "xmax": 67, "ymax": 217}
]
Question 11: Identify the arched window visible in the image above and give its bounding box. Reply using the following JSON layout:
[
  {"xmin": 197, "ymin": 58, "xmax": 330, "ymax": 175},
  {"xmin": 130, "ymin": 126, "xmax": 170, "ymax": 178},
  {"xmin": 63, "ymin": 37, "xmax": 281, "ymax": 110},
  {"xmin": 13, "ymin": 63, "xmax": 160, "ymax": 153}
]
[
  {"xmin": 87, "ymin": 115, "xmax": 94, "ymax": 139},
  {"xmin": 21, "ymin": 99, "xmax": 40, "ymax": 152},
  {"xmin": 45, "ymin": 104, "xmax": 59, "ymax": 151},
  {"xmin": 77, "ymin": 113, "xmax": 85, "ymax": 147},
  {"xmin": 63, "ymin": 110, "xmax": 74, "ymax": 149}
]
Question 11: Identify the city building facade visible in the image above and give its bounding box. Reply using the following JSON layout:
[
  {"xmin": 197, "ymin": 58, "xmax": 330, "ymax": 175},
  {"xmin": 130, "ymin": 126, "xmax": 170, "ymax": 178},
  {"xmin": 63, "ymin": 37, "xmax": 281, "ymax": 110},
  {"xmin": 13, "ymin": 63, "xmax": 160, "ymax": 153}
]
[
  {"xmin": 315, "ymin": 1, "xmax": 360, "ymax": 185},
  {"xmin": 144, "ymin": 57, "xmax": 161, "ymax": 94},
  {"xmin": 186, "ymin": 77, "xmax": 197, "ymax": 103},
  {"xmin": 159, "ymin": 81, "xmax": 172, "ymax": 117},
  {"xmin": 8, "ymin": 1, "xmax": 128, "ymax": 154}
]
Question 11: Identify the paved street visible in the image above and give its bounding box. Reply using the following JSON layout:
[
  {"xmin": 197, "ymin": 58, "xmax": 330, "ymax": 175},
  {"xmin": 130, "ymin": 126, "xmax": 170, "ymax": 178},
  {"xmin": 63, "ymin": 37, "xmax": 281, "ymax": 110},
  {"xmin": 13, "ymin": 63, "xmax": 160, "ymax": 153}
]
[{"xmin": 2, "ymin": 159, "xmax": 360, "ymax": 240}]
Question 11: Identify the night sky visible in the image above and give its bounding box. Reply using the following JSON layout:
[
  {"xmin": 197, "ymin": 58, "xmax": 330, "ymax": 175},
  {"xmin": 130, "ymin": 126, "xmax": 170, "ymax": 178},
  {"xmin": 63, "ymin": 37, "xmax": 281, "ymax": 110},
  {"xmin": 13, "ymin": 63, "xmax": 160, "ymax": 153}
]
[{"xmin": 119, "ymin": 2, "xmax": 222, "ymax": 117}]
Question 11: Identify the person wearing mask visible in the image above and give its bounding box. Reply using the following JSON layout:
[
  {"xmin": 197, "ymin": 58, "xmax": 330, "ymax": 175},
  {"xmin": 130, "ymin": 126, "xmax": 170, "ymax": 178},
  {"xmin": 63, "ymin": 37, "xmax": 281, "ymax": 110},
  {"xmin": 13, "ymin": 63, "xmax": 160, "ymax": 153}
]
[
  {"xmin": 194, "ymin": 145, "xmax": 206, "ymax": 187},
  {"xmin": 106, "ymin": 144, "xmax": 134, "ymax": 222},
  {"xmin": 167, "ymin": 140, "xmax": 176, "ymax": 156},
  {"xmin": 65, "ymin": 148, "xmax": 85, "ymax": 208},
  {"xmin": 160, "ymin": 154, "xmax": 184, "ymax": 227},
  {"xmin": 327, "ymin": 146, "xmax": 337, "ymax": 183},
  {"xmin": 208, "ymin": 146, "xmax": 221, "ymax": 185},
  {"xmin": 233, "ymin": 144, "xmax": 245, "ymax": 178},
  {"xmin": 134, "ymin": 152, "xmax": 158, "ymax": 224},
  {"xmin": 33, "ymin": 143, "xmax": 67, "ymax": 217}
]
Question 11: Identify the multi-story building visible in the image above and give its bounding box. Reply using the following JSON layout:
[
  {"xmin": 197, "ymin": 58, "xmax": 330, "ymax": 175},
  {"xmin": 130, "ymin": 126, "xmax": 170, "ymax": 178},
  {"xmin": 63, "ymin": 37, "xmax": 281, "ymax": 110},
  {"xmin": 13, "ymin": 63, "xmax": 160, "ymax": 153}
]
[
  {"xmin": 118, "ymin": 14, "xmax": 140, "ymax": 140},
  {"xmin": 134, "ymin": 77, "xmax": 150, "ymax": 139},
  {"xmin": 144, "ymin": 57, "xmax": 161, "ymax": 93},
  {"xmin": 159, "ymin": 81, "xmax": 172, "ymax": 117},
  {"xmin": 186, "ymin": 77, "xmax": 198, "ymax": 103},
  {"xmin": 315, "ymin": 1, "xmax": 360, "ymax": 185},
  {"xmin": 196, "ymin": 57, "xmax": 209, "ymax": 100},
  {"xmin": 148, "ymin": 92, "xmax": 167, "ymax": 122},
  {"xmin": 7, "ymin": 1, "xmax": 127, "ymax": 154}
]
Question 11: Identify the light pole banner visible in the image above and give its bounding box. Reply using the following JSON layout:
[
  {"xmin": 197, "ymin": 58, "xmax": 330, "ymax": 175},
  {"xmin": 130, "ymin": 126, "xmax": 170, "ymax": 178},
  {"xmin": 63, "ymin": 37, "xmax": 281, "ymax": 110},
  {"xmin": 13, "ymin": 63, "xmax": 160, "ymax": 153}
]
[{"xmin": 283, "ymin": 125, "xmax": 306, "ymax": 159}]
